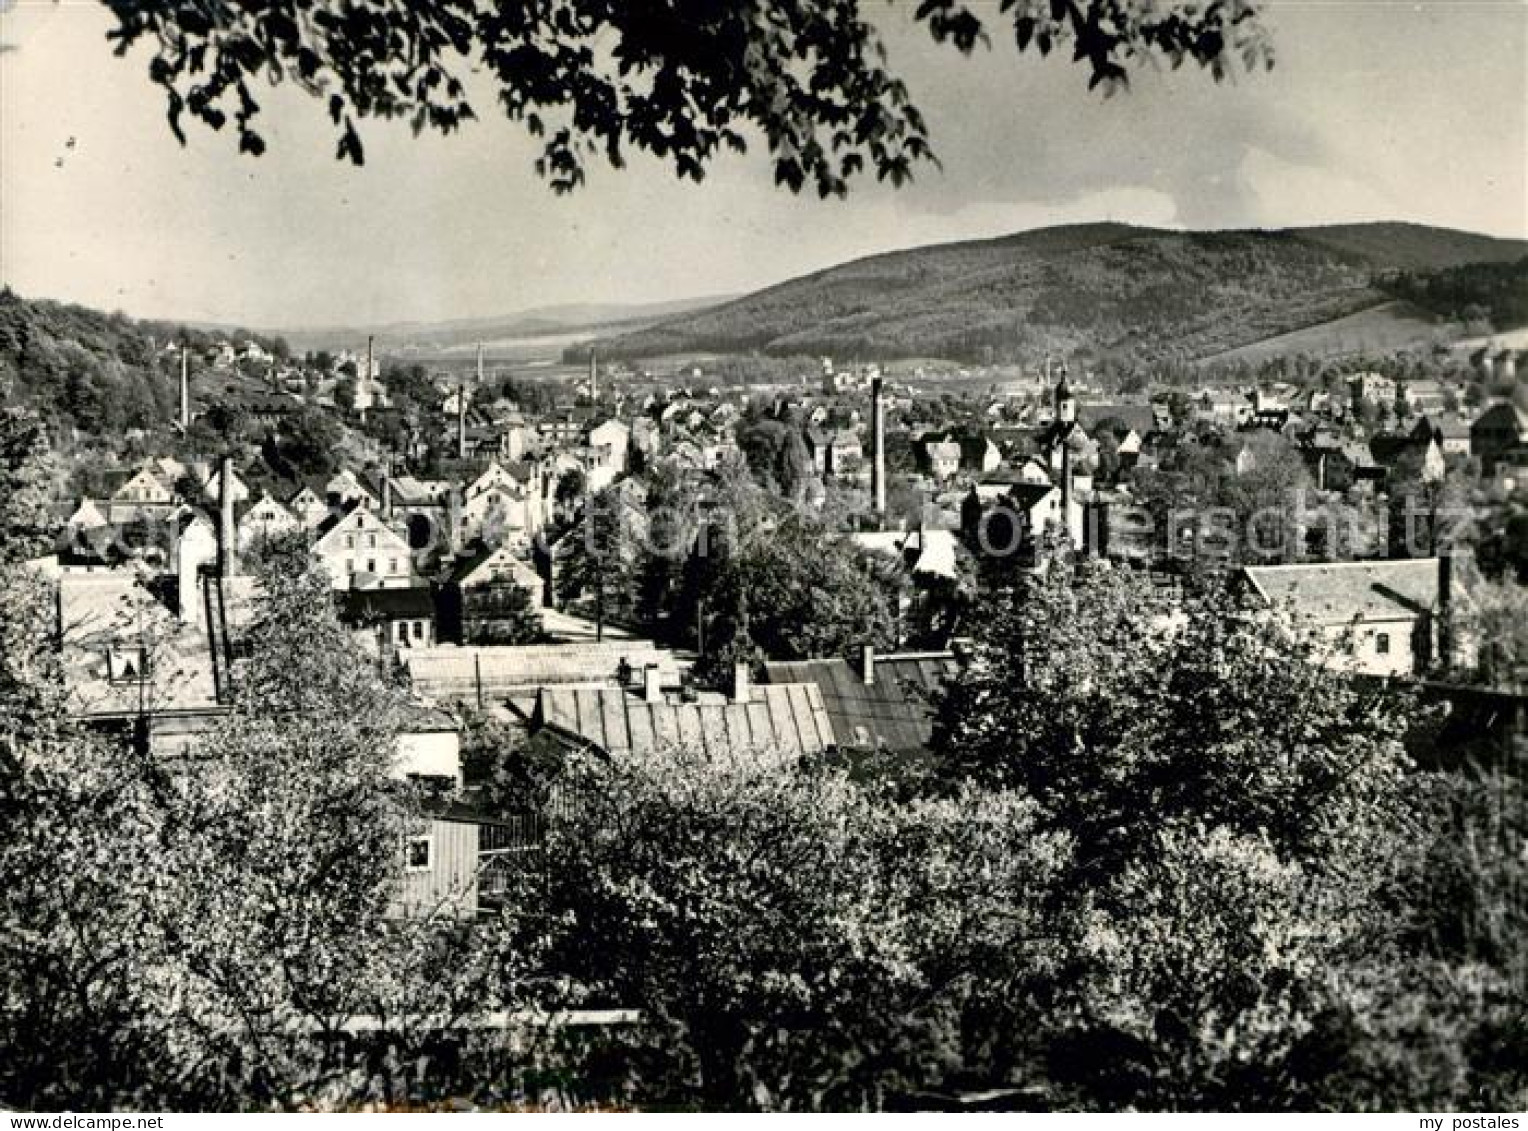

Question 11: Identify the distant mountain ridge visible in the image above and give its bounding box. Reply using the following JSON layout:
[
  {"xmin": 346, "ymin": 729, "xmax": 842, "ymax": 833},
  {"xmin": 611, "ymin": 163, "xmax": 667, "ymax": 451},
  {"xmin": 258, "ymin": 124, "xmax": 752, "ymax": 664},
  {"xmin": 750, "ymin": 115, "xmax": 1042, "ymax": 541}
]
[
  {"xmin": 272, "ymin": 294, "xmax": 733, "ymax": 356},
  {"xmin": 585, "ymin": 221, "xmax": 1527, "ymax": 367}
]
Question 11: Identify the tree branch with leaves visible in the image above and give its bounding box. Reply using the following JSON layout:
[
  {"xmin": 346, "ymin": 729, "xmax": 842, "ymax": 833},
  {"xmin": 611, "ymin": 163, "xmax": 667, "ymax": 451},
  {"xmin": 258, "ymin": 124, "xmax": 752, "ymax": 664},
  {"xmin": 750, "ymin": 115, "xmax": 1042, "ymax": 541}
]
[{"xmin": 101, "ymin": 0, "xmax": 1272, "ymax": 195}]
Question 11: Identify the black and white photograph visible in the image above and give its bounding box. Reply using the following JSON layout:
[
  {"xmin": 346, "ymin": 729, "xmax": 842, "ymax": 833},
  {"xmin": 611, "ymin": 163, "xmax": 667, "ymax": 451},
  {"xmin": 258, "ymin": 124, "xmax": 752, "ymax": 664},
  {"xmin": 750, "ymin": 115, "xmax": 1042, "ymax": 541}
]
[{"xmin": 0, "ymin": 0, "xmax": 1524, "ymax": 1116}]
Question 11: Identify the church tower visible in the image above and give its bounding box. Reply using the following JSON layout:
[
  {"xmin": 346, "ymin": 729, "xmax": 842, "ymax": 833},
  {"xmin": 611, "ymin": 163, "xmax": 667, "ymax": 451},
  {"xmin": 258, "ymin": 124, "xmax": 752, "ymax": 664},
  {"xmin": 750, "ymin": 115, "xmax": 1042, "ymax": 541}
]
[{"xmin": 1055, "ymin": 369, "xmax": 1076, "ymax": 424}]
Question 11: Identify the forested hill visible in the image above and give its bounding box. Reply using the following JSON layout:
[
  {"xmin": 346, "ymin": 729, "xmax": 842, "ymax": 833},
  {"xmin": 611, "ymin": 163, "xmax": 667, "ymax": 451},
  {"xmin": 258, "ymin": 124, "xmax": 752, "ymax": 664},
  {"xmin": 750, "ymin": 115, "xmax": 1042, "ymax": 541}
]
[
  {"xmin": 0, "ymin": 288, "xmax": 289, "ymax": 439},
  {"xmin": 584, "ymin": 222, "xmax": 1528, "ymax": 366}
]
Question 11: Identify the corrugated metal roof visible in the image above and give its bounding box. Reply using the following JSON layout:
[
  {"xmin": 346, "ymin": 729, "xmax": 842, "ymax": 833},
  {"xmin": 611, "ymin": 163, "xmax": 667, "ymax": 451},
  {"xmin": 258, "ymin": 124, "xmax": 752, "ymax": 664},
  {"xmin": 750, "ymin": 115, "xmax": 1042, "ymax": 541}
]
[
  {"xmin": 760, "ymin": 654, "xmax": 956, "ymax": 754},
  {"xmin": 402, "ymin": 643, "xmax": 684, "ymax": 701},
  {"xmin": 534, "ymin": 683, "xmax": 835, "ymax": 761}
]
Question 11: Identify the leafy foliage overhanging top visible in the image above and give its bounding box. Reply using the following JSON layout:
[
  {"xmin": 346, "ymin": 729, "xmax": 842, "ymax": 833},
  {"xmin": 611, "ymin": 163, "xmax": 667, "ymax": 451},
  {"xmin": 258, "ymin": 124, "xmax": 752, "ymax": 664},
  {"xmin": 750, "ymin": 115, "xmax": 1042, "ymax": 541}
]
[{"xmin": 102, "ymin": 0, "xmax": 1272, "ymax": 195}]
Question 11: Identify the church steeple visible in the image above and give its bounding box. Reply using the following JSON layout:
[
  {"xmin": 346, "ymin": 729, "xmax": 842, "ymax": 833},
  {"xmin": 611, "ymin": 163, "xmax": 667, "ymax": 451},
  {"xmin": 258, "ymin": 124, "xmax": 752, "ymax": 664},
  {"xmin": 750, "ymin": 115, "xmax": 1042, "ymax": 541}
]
[{"xmin": 1054, "ymin": 366, "xmax": 1076, "ymax": 424}]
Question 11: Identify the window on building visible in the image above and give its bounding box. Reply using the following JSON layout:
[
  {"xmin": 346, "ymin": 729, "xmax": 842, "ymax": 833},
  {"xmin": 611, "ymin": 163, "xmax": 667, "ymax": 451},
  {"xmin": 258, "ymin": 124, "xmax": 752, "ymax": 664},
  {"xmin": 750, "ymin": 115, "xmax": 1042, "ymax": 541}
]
[
  {"xmin": 1376, "ymin": 633, "xmax": 1391, "ymax": 655},
  {"xmin": 344, "ymin": 535, "xmax": 354, "ymax": 549},
  {"xmin": 366, "ymin": 559, "xmax": 376, "ymax": 575},
  {"xmin": 108, "ymin": 648, "xmax": 146, "ymax": 684},
  {"xmin": 367, "ymin": 534, "xmax": 376, "ymax": 548},
  {"xmin": 412, "ymin": 620, "xmax": 425, "ymax": 640},
  {"xmin": 404, "ymin": 834, "xmax": 431, "ymax": 872},
  {"xmin": 388, "ymin": 558, "xmax": 398, "ymax": 573}
]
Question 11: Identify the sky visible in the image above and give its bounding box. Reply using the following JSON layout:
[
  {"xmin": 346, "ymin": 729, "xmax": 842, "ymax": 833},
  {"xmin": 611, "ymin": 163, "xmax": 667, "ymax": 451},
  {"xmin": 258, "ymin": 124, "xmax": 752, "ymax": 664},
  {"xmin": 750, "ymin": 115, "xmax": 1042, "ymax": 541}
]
[{"xmin": 1, "ymin": 0, "xmax": 1524, "ymax": 330}]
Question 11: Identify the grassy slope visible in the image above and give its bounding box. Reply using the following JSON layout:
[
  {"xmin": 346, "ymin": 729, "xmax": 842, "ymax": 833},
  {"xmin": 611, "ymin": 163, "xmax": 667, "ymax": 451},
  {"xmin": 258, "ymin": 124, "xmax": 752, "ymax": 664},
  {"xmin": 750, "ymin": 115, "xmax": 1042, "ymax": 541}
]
[
  {"xmin": 595, "ymin": 222, "xmax": 1527, "ymax": 366},
  {"xmin": 1195, "ymin": 300, "xmax": 1459, "ymax": 366}
]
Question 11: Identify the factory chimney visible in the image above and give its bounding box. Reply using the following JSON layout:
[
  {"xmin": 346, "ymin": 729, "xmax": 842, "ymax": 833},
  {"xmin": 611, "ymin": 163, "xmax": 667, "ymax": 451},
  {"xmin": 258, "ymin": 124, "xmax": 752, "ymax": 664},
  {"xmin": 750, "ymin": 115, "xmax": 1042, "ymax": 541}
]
[
  {"xmin": 476, "ymin": 340, "xmax": 485, "ymax": 385},
  {"xmin": 589, "ymin": 348, "xmax": 598, "ymax": 405},
  {"xmin": 870, "ymin": 372, "xmax": 886, "ymax": 527},
  {"xmin": 457, "ymin": 380, "xmax": 468, "ymax": 461},
  {"xmin": 179, "ymin": 345, "xmax": 191, "ymax": 432},
  {"xmin": 361, "ymin": 335, "xmax": 374, "ymax": 421},
  {"xmin": 217, "ymin": 454, "xmax": 237, "ymax": 579}
]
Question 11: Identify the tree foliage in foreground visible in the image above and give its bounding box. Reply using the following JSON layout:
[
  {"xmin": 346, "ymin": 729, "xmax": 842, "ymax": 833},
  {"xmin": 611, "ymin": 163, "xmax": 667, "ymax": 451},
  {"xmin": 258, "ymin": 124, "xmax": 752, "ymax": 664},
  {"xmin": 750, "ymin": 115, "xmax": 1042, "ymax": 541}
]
[
  {"xmin": 0, "ymin": 404, "xmax": 58, "ymax": 567},
  {"xmin": 0, "ymin": 546, "xmax": 528, "ymax": 1110},
  {"xmin": 543, "ymin": 747, "xmax": 1065, "ymax": 1110},
  {"xmin": 102, "ymin": 0, "xmax": 1271, "ymax": 194},
  {"xmin": 927, "ymin": 560, "xmax": 1523, "ymax": 1110}
]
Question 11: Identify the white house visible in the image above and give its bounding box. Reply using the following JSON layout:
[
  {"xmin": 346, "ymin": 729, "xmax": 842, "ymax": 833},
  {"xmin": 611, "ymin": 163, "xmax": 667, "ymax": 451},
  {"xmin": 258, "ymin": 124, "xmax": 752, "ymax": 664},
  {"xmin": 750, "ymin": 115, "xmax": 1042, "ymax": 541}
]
[
  {"xmin": 201, "ymin": 462, "xmax": 251, "ymax": 506},
  {"xmin": 311, "ymin": 504, "xmax": 415, "ymax": 590},
  {"xmin": 112, "ymin": 466, "xmax": 174, "ymax": 507},
  {"xmin": 66, "ymin": 497, "xmax": 110, "ymax": 531},
  {"xmin": 287, "ymin": 485, "xmax": 331, "ymax": 529},
  {"xmin": 1241, "ymin": 557, "xmax": 1464, "ymax": 677},
  {"xmin": 587, "ymin": 418, "xmax": 631, "ymax": 472},
  {"xmin": 460, "ymin": 463, "xmax": 544, "ymax": 549},
  {"xmin": 237, "ymin": 495, "xmax": 300, "ymax": 551},
  {"xmin": 325, "ymin": 468, "xmax": 379, "ymax": 510}
]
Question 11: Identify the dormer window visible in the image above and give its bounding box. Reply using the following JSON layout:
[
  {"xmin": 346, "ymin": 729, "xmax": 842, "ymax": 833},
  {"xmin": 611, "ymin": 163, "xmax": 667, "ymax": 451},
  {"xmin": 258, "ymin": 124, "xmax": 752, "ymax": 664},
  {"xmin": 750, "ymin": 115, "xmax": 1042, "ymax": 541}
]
[{"xmin": 108, "ymin": 647, "xmax": 147, "ymax": 684}]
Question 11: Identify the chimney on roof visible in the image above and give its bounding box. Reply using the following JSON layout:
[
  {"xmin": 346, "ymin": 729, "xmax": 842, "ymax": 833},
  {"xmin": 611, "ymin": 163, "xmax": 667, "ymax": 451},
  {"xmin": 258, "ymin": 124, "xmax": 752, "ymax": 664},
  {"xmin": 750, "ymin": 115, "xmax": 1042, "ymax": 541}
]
[
  {"xmin": 871, "ymin": 372, "xmax": 886, "ymax": 528},
  {"xmin": 217, "ymin": 454, "xmax": 237, "ymax": 579},
  {"xmin": 860, "ymin": 643, "xmax": 875, "ymax": 686},
  {"xmin": 179, "ymin": 345, "xmax": 190, "ymax": 432},
  {"xmin": 731, "ymin": 660, "xmax": 751, "ymax": 704},
  {"xmin": 642, "ymin": 663, "xmax": 663, "ymax": 704}
]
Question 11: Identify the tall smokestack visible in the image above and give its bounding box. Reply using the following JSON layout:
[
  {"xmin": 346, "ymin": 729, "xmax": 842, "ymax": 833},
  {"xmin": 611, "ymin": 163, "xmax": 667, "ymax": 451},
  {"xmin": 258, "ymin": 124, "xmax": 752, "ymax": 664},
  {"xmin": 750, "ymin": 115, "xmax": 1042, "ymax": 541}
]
[
  {"xmin": 457, "ymin": 381, "xmax": 468, "ymax": 461},
  {"xmin": 217, "ymin": 454, "xmax": 237, "ymax": 579},
  {"xmin": 179, "ymin": 345, "xmax": 190, "ymax": 432},
  {"xmin": 871, "ymin": 373, "xmax": 886, "ymax": 527},
  {"xmin": 589, "ymin": 348, "xmax": 598, "ymax": 405},
  {"xmin": 362, "ymin": 335, "xmax": 374, "ymax": 421},
  {"xmin": 476, "ymin": 341, "xmax": 485, "ymax": 385}
]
